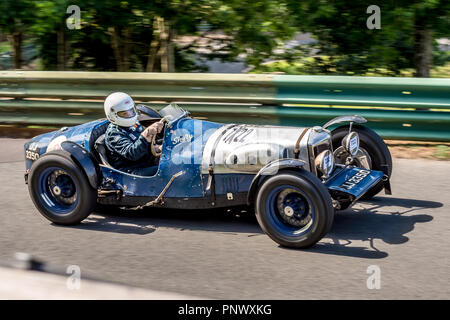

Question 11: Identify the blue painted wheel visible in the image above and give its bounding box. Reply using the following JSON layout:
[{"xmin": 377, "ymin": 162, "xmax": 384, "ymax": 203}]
[
  {"xmin": 255, "ymin": 170, "xmax": 333, "ymax": 248},
  {"xmin": 37, "ymin": 167, "xmax": 78, "ymax": 214},
  {"xmin": 28, "ymin": 152, "xmax": 97, "ymax": 225},
  {"xmin": 265, "ymin": 185, "xmax": 315, "ymax": 237}
]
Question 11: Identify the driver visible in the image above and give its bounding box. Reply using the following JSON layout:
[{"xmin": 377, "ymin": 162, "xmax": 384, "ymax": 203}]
[{"xmin": 103, "ymin": 92, "xmax": 163, "ymax": 176}]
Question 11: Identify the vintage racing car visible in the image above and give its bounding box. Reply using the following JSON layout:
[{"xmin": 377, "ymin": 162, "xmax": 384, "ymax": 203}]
[{"xmin": 24, "ymin": 104, "xmax": 392, "ymax": 248}]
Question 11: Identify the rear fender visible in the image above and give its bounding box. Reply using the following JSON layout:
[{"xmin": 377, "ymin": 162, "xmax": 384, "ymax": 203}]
[{"xmin": 247, "ymin": 158, "xmax": 306, "ymax": 205}]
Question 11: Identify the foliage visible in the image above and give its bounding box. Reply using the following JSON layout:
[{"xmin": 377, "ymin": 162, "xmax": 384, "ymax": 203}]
[
  {"xmin": 10, "ymin": 0, "xmax": 295, "ymax": 71},
  {"xmin": 284, "ymin": 0, "xmax": 450, "ymax": 76},
  {"xmin": 0, "ymin": 0, "xmax": 448, "ymax": 75},
  {"xmin": 0, "ymin": 0, "xmax": 36, "ymax": 34}
]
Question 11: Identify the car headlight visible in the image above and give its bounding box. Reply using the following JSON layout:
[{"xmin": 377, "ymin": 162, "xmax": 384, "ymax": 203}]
[
  {"xmin": 342, "ymin": 132, "xmax": 360, "ymax": 156},
  {"xmin": 314, "ymin": 150, "xmax": 334, "ymax": 177}
]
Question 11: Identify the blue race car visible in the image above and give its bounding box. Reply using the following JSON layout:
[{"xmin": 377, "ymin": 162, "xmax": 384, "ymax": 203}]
[{"xmin": 24, "ymin": 103, "xmax": 392, "ymax": 248}]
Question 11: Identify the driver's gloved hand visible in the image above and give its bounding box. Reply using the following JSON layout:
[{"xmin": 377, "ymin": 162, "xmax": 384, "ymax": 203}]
[{"xmin": 142, "ymin": 122, "xmax": 163, "ymax": 142}]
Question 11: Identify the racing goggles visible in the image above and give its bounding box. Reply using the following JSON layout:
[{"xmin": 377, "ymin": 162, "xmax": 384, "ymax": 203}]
[{"xmin": 117, "ymin": 108, "xmax": 136, "ymax": 118}]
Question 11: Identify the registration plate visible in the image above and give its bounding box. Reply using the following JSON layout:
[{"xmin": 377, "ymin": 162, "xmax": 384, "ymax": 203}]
[
  {"xmin": 325, "ymin": 167, "xmax": 384, "ymax": 200},
  {"xmin": 339, "ymin": 169, "xmax": 371, "ymax": 190},
  {"xmin": 25, "ymin": 142, "xmax": 40, "ymax": 161}
]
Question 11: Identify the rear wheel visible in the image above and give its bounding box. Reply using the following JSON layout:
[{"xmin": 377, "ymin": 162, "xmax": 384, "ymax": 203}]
[
  {"xmin": 331, "ymin": 125, "xmax": 392, "ymax": 200},
  {"xmin": 28, "ymin": 152, "xmax": 97, "ymax": 225},
  {"xmin": 255, "ymin": 170, "xmax": 333, "ymax": 248}
]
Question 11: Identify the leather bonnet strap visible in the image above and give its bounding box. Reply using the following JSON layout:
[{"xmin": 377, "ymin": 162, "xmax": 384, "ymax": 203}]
[{"xmin": 293, "ymin": 127, "xmax": 310, "ymax": 159}]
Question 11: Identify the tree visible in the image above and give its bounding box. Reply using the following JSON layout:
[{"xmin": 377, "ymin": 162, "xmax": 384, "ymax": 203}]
[
  {"xmin": 207, "ymin": 0, "xmax": 296, "ymax": 67},
  {"xmin": 31, "ymin": 0, "xmax": 295, "ymax": 72},
  {"xmin": 0, "ymin": 0, "xmax": 36, "ymax": 69},
  {"xmin": 66, "ymin": 0, "xmax": 176, "ymax": 72},
  {"xmin": 286, "ymin": 0, "xmax": 450, "ymax": 77},
  {"xmin": 409, "ymin": 0, "xmax": 450, "ymax": 77},
  {"xmin": 74, "ymin": 0, "xmax": 140, "ymax": 71},
  {"xmin": 31, "ymin": 0, "xmax": 72, "ymax": 70}
]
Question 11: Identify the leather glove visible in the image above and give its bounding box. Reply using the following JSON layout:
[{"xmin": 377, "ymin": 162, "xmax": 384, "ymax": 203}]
[{"xmin": 142, "ymin": 122, "xmax": 164, "ymax": 142}]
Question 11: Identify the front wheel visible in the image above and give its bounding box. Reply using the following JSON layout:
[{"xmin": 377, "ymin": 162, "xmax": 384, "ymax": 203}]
[
  {"xmin": 331, "ymin": 124, "xmax": 392, "ymax": 200},
  {"xmin": 28, "ymin": 152, "xmax": 97, "ymax": 225},
  {"xmin": 255, "ymin": 170, "xmax": 334, "ymax": 248}
]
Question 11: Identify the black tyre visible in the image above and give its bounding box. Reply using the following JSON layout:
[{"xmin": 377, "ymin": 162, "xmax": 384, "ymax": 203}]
[
  {"xmin": 255, "ymin": 170, "xmax": 334, "ymax": 248},
  {"xmin": 331, "ymin": 124, "xmax": 392, "ymax": 200},
  {"xmin": 28, "ymin": 151, "xmax": 97, "ymax": 225}
]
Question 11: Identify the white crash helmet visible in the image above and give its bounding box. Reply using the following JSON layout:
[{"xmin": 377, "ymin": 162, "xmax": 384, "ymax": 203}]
[{"xmin": 104, "ymin": 92, "xmax": 138, "ymax": 127}]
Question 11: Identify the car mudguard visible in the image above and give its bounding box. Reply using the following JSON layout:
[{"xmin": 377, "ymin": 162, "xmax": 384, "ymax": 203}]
[
  {"xmin": 61, "ymin": 141, "xmax": 100, "ymax": 189},
  {"xmin": 323, "ymin": 115, "xmax": 367, "ymax": 129},
  {"xmin": 247, "ymin": 158, "xmax": 306, "ymax": 205}
]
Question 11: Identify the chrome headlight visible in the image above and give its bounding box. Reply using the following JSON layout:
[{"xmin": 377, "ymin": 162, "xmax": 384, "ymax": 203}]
[
  {"xmin": 314, "ymin": 150, "xmax": 334, "ymax": 177},
  {"xmin": 342, "ymin": 132, "xmax": 360, "ymax": 156}
]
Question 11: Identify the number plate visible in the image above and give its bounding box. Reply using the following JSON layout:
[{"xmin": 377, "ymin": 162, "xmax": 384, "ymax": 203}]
[
  {"xmin": 339, "ymin": 169, "xmax": 371, "ymax": 190},
  {"xmin": 325, "ymin": 167, "xmax": 384, "ymax": 200},
  {"xmin": 25, "ymin": 142, "xmax": 40, "ymax": 161}
]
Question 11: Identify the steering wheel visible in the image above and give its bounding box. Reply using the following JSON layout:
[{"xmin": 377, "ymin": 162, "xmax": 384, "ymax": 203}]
[{"xmin": 151, "ymin": 118, "xmax": 167, "ymax": 157}]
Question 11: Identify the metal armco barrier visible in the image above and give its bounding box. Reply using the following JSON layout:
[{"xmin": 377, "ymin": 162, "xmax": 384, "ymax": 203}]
[{"xmin": 1, "ymin": 71, "xmax": 449, "ymax": 141}]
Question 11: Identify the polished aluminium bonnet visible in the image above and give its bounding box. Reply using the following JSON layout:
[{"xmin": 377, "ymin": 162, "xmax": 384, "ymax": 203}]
[{"xmin": 201, "ymin": 124, "xmax": 311, "ymax": 174}]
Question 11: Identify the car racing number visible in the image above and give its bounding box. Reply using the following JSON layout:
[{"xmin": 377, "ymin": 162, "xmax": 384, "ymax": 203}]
[
  {"xmin": 25, "ymin": 142, "xmax": 40, "ymax": 161},
  {"xmin": 222, "ymin": 126, "xmax": 254, "ymax": 144}
]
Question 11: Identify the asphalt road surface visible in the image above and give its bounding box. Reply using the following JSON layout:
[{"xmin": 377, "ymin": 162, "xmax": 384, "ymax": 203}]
[{"xmin": 0, "ymin": 138, "xmax": 449, "ymax": 299}]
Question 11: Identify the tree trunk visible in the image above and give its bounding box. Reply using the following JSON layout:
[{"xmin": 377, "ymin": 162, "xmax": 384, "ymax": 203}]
[
  {"xmin": 145, "ymin": 17, "xmax": 176, "ymax": 73},
  {"xmin": 57, "ymin": 29, "xmax": 65, "ymax": 71},
  {"xmin": 167, "ymin": 25, "xmax": 175, "ymax": 72},
  {"xmin": 109, "ymin": 26, "xmax": 123, "ymax": 71},
  {"xmin": 146, "ymin": 17, "xmax": 162, "ymax": 72},
  {"xmin": 65, "ymin": 35, "xmax": 71, "ymax": 70},
  {"xmin": 413, "ymin": 19, "xmax": 432, "ymax": 78},
  {"xmin": 122, "ymin": 28, "xmax": 131, "ymax": 72},
  {"xmin": 146, "ymin": 17, "xmax": 165, "ymax": 72},
  {"xmin": 146, "ymin": 35, "xmax": 159, "ymax": 72},
  {"xmin": 109, "ymin": 26, "xmax": 130, "ymax": 72},
  {"xmin": 158, "ymin": 18, "xmax": 169, "ymax": 72},
  {"xmin": 7, "ymin": 32, "xmax": 22, "ymax": 69}
]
